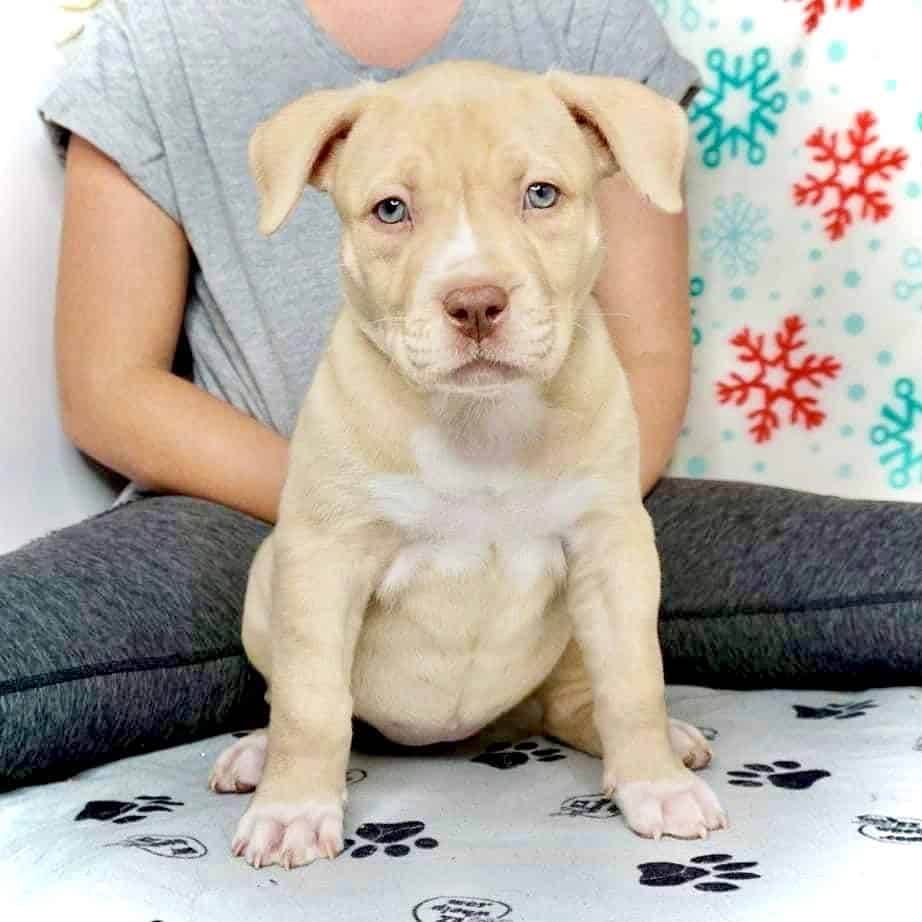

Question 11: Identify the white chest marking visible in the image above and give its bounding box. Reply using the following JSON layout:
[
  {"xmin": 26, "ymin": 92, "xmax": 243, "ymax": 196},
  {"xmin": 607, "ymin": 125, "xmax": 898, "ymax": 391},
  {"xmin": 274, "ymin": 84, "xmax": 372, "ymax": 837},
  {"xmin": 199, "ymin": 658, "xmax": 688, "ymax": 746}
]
[{"xmin": 368, "ymin": 408, "xmax": 603, "ymax": 594}]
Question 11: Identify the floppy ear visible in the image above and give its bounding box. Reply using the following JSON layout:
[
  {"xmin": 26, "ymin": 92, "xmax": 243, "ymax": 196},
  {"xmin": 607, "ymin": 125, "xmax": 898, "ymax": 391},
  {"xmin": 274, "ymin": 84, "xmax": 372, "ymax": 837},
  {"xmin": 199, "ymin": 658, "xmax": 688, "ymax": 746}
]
[
  {"xmin": 545, "ymin": 71, "xmax": 690, "ymax": 214},
  {"xmin": 249, "ymin": 84, "xmax": 373, "ymax": 236}
]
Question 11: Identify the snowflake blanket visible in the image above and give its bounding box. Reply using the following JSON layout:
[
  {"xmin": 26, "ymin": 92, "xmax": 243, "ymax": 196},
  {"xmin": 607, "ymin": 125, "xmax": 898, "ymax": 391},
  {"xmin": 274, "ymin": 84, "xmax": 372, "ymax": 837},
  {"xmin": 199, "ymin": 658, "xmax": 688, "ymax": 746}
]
[
  {"xmin": 658, "ymin": 0, "xmax": 922, "ymax": 501},
  {"xmin": 1, "ymin": 686, "xmax": 919, "ymax": 921}
]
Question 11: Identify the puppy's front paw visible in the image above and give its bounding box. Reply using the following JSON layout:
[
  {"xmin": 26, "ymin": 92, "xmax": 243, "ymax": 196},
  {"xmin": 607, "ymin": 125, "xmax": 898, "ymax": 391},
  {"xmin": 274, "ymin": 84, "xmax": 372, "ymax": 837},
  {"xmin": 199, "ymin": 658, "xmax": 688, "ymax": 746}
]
[
  {"xmin": 232, "ymin": 798, "xmax": 344, "ymax": 870},
  {"xmin": 610, "ymin": 772, "xmax": 728, "ymax": 841}
]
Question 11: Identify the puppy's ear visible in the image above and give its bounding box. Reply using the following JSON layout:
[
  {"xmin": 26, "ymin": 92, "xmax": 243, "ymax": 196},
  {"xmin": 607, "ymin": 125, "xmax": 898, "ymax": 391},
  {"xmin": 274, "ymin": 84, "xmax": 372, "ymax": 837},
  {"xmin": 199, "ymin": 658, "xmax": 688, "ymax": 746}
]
[
  {"xmin": 546, "ymin": 71, "xmax": 689, "ymax": 214},
  {"xmin": 249, "ymin": 83, "xmax": 373, "ymax": 235}
]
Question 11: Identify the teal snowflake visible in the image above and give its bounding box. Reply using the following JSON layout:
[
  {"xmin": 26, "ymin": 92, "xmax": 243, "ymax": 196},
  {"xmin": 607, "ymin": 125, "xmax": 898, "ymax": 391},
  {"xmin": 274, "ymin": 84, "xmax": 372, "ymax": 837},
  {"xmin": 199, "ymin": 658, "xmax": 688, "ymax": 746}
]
[
  {"xmin": 870, "ymin": 378, "xmax": 922, "ymax": 489},
  {"xmin": 691, "ymin": 47, "xmax": 788, "ymax": 168},
  {"xmin": 653, "ymin": 0, "xmax": 704, "ymax": 31},
  {"xmin": 894, "ymin": 247, "xmax": 922, "ymax": 311},
  {"xmin": 700, "ymin": 193, "xmax": 773, "ymax": 278},
  {"xmin": 690, "ymin": 275, "xmax": 705, "ymax": 345}
]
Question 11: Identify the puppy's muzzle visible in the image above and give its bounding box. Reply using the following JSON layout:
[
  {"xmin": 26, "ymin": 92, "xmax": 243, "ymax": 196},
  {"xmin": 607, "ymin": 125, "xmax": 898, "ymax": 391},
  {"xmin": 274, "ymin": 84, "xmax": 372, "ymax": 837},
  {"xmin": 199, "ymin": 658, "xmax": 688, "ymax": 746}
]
[{"xmin": 443, "ymin": 284, "xmax": 509, "ymax": 342}]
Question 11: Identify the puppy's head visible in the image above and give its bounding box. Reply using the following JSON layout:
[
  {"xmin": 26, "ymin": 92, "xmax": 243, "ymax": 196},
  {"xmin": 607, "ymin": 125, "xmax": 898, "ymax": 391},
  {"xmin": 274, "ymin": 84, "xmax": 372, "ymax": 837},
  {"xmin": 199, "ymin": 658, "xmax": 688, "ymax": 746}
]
[{"xmin": 250, "ymin": 62, "xmax": 688, "ymax": 395}]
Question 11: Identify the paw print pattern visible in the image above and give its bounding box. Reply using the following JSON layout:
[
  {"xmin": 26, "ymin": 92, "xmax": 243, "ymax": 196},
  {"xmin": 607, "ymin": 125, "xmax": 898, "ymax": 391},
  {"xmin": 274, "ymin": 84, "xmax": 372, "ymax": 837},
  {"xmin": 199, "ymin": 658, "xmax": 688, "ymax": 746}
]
[
  {"xmin": 856, "ymin": 814, "xmax": 922, "ymax": 844},
  {"xmin": 471, "ymin": 740, "xmax": 567, "ymax": 770},
  {"xmin": 728, "ymin": 761, "xmax": 830, "ymax": 790},
  {"xmin": 75, "ymin": 795, "xmax": 184, "ymax": 824},
  {"xmin": 638, "ymin": 854, "xmax": 761, "ymax": 892},
  {"xmin": 793, "ymin": 700, "xmax": 878, "ymax": 720},
  {"xmin": 341, "ymin": 821, "xmax": 439, "ymax": 858}
]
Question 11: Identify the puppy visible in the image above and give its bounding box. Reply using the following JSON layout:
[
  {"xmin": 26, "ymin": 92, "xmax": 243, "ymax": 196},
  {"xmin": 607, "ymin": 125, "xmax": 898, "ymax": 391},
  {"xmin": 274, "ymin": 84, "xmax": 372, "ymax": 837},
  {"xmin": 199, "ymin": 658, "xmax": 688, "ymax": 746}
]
[{"xmin": 209, "ymin": 61, "xmax": 726, "ymax": 870}]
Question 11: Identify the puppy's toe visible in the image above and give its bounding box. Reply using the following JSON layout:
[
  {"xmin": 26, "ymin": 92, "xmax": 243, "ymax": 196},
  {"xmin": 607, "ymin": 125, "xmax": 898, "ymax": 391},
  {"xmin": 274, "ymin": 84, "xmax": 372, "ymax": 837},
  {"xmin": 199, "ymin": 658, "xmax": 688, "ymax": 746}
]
[
  {"xmin": 668, "ymin": 719, "xmax": 713, "ymax": 771},
  {"xmin": 209, "ymin": 731, "xmax": 268, "ymax": 794},
  {"xmin": 232, "ymin": 799, "xmax": 344, "ymax": 870}
]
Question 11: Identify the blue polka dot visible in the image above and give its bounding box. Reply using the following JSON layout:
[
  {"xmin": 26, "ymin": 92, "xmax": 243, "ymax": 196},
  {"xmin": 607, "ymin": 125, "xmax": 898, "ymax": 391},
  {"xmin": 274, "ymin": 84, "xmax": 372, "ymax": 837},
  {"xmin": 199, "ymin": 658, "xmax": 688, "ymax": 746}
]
[
  {"xmin": 809, "ymin": 248, "xmax": 822, "ymax": 261},
  {"xmin": 690, "ymin": 276, "xmax": 705, "ymax": 297},
  {"xmin": 816, "ymin": 317, "xmax": 826, "ymax": 327},
  {"xmin": 869, "ymin": 238, "xmax": 882, "ymax": 251},
  {"xmin": 798, "ymin": 89, "xmax": 812, "ymax": 104},
  {"xmin": 801, "ymin": 220, "xmax": 813, "ymax": 231},
  {"xmin": 687, "ymin": 456, "xmax": 708, "ymax": 477},
  {"xmin": 740, "ymin": 17, "xmax": 754, "ymax": 32},
  {"xmin": 731, "ymin": 286, "xmax": 746, "ymax": 301},
  {"xmin": 830, "ymin": 84, "xmax": 840, "ymax": 95},
  {"xmin": 877, "ymin": 350, "xmax": 893, "ymax": 366},
  {"xmin": 848, "ymin": 384, "xmax": 866, "ymax": 402},
  {"xmin": 844, "ymin": 270, "xmax": 862, "ymax": 288},
  {"xmin": 840, "ymin": 424, "xmax": 854, "ymax": 437},
  {"xmin": 885, "ymin": 79, "xmax": 897, "ymax": 92},
  {"xmin": 907, "ymin": 182, "xmax": 921, "ymax": 199},
  {"xmin": 917, "ymin": 112, "xmax": 922, "ymax": 132},
  {"xmin": 754, "ymin": 461, "xmax": 766, "ymax": 474},
  {"xmin": 790, "ymin": 49, "xmax": 805, "ymax": 68},
  {"xmin": 680, "ymin": 427, "xmax": 691, "ymax": 437},
  {"xmin": 813, "ymin": 285, "xmax": 826, "ymax": 298},
  {"xmin": 844, "ymin": 313, "xmax": 864, "ymax": 335},
  {"xmin": 828, "ymin": 41, "xmax": 847, "ymax": 62},
  {"xmin": 721, "ymin": 430, "xmax": 736, "ymax": 442},
  {"xmin": 837, "ymin": 463, "xmax": 853, "ymax": 479}
]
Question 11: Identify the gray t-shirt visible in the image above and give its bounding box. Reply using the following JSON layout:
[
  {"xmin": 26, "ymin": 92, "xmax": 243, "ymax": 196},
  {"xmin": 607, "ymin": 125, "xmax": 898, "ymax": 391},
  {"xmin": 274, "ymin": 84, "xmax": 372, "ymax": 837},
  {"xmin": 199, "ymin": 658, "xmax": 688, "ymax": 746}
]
[{"xmin": 40, "ymin": 0, "xmax": 699, "ymax": 440}]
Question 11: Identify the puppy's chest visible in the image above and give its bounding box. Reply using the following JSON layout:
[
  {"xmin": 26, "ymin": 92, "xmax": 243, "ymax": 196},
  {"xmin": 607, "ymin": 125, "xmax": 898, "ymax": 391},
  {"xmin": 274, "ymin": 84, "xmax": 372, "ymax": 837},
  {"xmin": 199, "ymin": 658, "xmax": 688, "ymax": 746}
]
[{"xmin": 367, "ymin": 426, "xmax": 602, "ymax": 595}]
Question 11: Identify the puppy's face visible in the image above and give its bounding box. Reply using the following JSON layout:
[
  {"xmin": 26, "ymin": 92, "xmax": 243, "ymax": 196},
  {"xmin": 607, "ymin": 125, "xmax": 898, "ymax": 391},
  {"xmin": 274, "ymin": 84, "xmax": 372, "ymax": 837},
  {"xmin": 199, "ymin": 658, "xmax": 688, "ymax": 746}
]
[
  {"xmin": 250, "ymin": 63, "xmax": 688, "ymax": 395},
  {"xmin": 330, "ymin": 83, "xmax": 603, "ymax": 394}
]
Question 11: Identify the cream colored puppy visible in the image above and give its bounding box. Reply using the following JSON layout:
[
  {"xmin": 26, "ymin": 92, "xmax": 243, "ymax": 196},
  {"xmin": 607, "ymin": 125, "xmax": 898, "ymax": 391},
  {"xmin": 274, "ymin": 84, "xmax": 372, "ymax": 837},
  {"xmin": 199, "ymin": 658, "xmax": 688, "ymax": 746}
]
[{"xmin": 209, "ymin": 60, "xmax": 726, "ymax": 870}]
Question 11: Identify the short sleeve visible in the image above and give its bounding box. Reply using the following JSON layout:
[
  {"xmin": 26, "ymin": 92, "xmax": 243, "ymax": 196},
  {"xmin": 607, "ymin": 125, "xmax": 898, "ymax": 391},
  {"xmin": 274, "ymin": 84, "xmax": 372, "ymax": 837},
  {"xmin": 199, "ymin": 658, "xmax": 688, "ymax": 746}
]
[
  {"xmin": 38, "ymin": 2, "xmax": 180, "ymax": 223},
  {"xmin": 565, "ymin": 0, "xmax": 702, "ymax": 108}
]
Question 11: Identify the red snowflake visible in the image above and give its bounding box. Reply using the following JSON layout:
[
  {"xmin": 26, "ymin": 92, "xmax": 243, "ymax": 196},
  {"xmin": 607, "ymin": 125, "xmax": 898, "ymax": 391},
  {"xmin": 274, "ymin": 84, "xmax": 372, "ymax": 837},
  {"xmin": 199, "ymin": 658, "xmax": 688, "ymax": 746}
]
[
  {"xmin": 793, "ymin": 110, "xmax": 909, "ymax": 242},
  {"xmin": 716, "ymin": 315, "xmax": 842, "ymax": 443},
  {"xmin": 788, "ymin": 0, "xmax": 864, "ymax": 33}
]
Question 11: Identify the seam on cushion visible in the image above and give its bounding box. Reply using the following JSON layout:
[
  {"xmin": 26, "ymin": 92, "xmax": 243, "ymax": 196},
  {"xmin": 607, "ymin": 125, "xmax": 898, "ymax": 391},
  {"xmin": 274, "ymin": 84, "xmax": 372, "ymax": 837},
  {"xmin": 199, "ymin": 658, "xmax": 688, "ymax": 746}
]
[
  {"xmin": 0, "ymin": 647, "xmax": 247, "ymax": 697},
  {"xmin": 662, "ymin": 590, "xmax": 922, "ymax": 622}
]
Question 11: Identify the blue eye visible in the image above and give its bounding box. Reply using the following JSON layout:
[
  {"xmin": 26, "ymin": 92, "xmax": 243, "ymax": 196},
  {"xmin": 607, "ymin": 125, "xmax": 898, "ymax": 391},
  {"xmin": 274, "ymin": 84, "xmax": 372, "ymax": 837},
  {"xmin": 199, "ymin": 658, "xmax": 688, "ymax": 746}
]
[
  {"xmin": 525, "ymin": 182, "xmax": 560, "ymax": 210},
  {"xmin": 374, "ymin": 197, "xmax": 408, "ymax": 224}
]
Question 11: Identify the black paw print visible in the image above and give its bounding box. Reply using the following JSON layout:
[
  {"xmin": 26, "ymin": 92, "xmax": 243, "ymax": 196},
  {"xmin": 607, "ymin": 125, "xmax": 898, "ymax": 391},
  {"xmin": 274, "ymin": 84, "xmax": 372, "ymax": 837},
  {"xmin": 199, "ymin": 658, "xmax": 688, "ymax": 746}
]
[
  {"xmin": 76, "ymin": 795, "xmax": 184, "ymax": 824},
  {"xmin": 471, "ymin": 740, "xmax": 567, "ymax": 770},
  {"xmin": 793, "ymin": 700, "xmax": 877, "ymax": 720},
  {"xmin": 728, "ymin": 761, "xmax": 830, "ymax": 790},
  {"xmin": 342, "ymin": 821, "xmax": 439, "ymax": 858},
  {"xmin": 638, "ymin": 854, "xmax": 761, "ymax": 892}
]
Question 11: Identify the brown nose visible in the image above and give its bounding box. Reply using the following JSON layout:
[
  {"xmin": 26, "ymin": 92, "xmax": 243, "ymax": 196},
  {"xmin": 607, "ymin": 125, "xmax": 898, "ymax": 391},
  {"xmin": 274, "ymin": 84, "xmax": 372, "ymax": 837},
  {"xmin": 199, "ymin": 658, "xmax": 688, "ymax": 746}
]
[{"xmin": 442, "ymin": 285, "xmax": 509, "ymax": 342}]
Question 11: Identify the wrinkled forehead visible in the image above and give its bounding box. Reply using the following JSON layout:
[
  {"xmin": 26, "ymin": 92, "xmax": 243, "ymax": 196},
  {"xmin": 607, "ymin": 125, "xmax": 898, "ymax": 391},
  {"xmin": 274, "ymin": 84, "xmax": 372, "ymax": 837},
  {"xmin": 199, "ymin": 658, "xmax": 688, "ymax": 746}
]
[{"xmin": 334, "ymin": 80, "xmax": 594, "ymax": 213}]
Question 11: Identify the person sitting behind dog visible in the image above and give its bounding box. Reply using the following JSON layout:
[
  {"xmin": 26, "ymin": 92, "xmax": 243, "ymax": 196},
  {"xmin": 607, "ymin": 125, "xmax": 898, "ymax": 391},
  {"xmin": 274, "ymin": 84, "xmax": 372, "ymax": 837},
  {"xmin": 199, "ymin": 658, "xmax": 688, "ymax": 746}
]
[{"xmin": 0, "ymin": 0, "xmax": 918, "ymax": 792}]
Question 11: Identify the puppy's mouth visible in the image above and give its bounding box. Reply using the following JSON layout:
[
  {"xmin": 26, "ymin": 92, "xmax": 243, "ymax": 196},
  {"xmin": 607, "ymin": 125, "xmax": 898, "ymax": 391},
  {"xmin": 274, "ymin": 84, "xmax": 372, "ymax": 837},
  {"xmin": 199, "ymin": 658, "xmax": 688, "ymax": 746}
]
[{"xmin": 444, "ymin": 357, "xmax": 524, "ymax": 389}]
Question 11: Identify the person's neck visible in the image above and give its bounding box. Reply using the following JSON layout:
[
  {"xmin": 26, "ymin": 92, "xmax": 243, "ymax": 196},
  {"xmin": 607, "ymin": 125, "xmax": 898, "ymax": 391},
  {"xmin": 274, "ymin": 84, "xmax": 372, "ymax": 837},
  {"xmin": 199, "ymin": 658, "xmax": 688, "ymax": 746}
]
[{"xmin": 304, "ymin": 0, "xmax": 464, "ymax": 70}]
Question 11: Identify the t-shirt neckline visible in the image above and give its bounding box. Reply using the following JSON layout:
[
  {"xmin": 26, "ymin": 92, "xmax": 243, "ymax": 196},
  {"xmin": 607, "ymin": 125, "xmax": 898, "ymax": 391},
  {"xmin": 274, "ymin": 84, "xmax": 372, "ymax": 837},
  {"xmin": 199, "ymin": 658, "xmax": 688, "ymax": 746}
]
[{"xmin": 287, "ymin": 0, "xmax": 481, "ymax": 81}]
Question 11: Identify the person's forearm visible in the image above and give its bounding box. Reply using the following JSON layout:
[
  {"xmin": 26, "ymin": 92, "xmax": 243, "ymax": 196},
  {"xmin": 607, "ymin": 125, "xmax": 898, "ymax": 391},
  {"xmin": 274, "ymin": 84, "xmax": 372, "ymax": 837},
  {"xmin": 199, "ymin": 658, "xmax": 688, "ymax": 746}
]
[
  {"xmin": 622, "ymin": 348, "xmax": 691, "ymax": 497},
  {"xmin": 64, "ymin": 367, "xmax": 290, "ymax": 524}
]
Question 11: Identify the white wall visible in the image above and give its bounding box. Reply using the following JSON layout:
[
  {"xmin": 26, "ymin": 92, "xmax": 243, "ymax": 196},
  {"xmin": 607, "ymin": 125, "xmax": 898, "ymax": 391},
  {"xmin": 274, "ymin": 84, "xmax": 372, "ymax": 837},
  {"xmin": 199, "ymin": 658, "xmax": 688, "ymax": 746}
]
[{"xmin": 0, "ymin": 5, "xmax": 115, "ymax": 555}]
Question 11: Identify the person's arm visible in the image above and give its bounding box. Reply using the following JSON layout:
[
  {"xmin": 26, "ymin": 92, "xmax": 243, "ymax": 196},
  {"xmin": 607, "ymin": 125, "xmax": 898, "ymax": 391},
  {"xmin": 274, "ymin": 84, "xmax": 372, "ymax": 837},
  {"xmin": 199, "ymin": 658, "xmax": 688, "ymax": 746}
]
[
  {"xmin": 593, "ymin": 173, "xmax": 693, "ymax": 497},
  {"xmin": 56, "ymin": 135, "xmax": 289, "ymax": 524}
]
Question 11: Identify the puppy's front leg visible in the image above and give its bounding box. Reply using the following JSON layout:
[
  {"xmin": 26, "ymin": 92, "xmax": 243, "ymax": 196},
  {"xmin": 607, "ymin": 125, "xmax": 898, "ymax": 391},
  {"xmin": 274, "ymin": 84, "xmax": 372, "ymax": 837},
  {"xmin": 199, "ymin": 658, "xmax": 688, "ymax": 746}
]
[
  {"xmin": 233, "ymin": 524, "xmax": 389, "ymax": 870},
  {"xmin": 566, "ymin": 506, "xmax": 727, "ymax": 840}
]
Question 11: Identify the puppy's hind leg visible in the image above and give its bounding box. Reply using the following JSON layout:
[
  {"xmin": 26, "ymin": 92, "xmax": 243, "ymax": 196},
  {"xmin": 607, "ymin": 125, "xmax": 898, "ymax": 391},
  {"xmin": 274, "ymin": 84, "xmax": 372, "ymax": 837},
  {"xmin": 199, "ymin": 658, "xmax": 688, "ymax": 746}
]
[
  {"xmin": 209, "ymin": 535, "xmax": 275, "ymax": 795},
  {"xmin": 209, "ymin": 729, "xmax": 268, "ymax": 794},
  {"xmin": 537, "ymin": 640, "xmax": 713, "ymax": 771}
]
